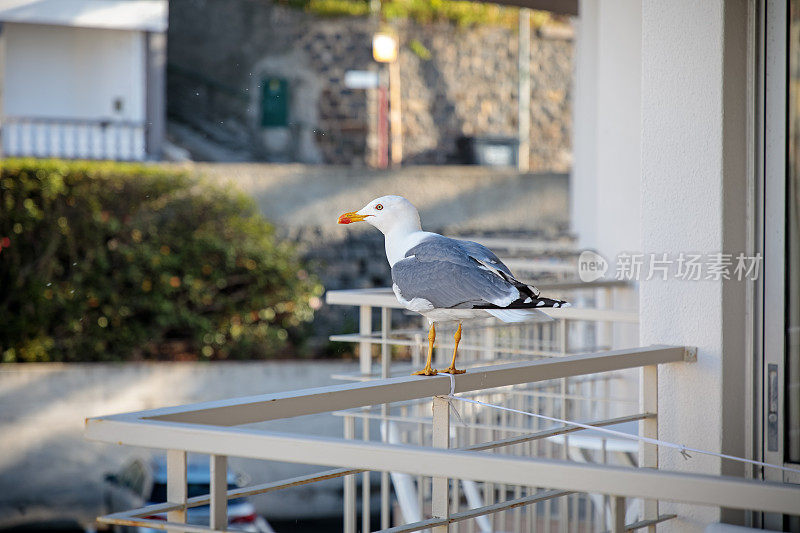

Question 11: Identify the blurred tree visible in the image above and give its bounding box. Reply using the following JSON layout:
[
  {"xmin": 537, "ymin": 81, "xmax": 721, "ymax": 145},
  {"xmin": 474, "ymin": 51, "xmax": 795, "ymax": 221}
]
[{"xmin": 0, "ymin": 159, "xmax": 323, "ymax": 362}]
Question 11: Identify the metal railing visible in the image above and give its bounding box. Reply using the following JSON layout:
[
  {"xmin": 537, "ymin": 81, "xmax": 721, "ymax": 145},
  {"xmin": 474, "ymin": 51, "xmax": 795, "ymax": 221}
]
[
  {"xmin": 85, "ymin": 346, "xmax": 800, "ymax": 532},
  {"xmin": 326, "ymin": 280, "xmax": 637, "ymax": 379},
  {"xmin": 1, "ymin": 115, "xmax": 147, "ymax": 161},
  {"xmin": 323, "ymin": 244, "xmax": 645, "ymax": 531}
]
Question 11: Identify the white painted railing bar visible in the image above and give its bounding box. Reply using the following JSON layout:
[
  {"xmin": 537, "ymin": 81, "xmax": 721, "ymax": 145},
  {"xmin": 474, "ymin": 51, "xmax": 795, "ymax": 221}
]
[
  {"xmin": 96, "ymin": 413, "xmax": 651, "ymax": 529},
  {"xmin": 461, "ymin": 413, "xmax": 654, "ymax": 452},
  {"xmin": 85, "ymin": 417, "xmax": 800, "ymax": 515},
  {"xmin": 113, "ymin": 346, "xmax": 683, "ymax": 426},
  {"xmin": 431, "ymin": 397, "xmax": 449, "ymax": 533},
  {"xmin": 99, "ymin": 467, "xmax": 362, "ymax": 521},
  {"xmin": 611, "ymin": 495, "xmax": 626, "ymax": 532},
  {"xmin": 329, "ymin": 333, "xmax": 594, "ymax": 358},
  {"xmin": 376, "ymin": 488, "xmax": 574, "ymax": 533},
  {"xmin": 166, "ymin": 449, "xmax": 187, "ymax": 530},
  {"xmin": 447, "ymin": 394, "xmax": 800, "ymax": 475},
  {"xmin": 343, "ymin": 415, "xmax": 357, "ymax": 533},
  {"xmin": 97, "ymin": 515, "xmax": 232, "ymax": 533},
  {"xmin": 326, "ymin": 290, "xmax": 638, "ymax": 324},
  {"xmin": 331, "ymin": 385, "xmax": 638, "ymax": 405},
  {"xmin": 605, "ymin": 514, "xmax": 678, "ymax": 533},
  {"xmin": 84, "ymin": 344, "xmax": 800, "ymax": 527},
  {"xmin": 640, "ymin": 365, "xmax": 659, "ymax": 531},
  {"xmin": 96, "ymin": 410, "xmax": 652, "ymax": 530},
  {"xmin": 209, "ymin": 455, "xmax": 227, "ymax": 530},
  {"xmin": 330, "ymin": 410, "xmax": 652, "ymax": 441},
  {"xmin": 326, "ymin": 287, "xmax": 632, "ymax": 307}
]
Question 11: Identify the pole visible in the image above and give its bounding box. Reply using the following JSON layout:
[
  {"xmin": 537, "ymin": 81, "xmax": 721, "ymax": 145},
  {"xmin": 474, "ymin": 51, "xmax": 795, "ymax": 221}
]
[
  {"xmin": 518, "ymin": 8, "xmax": 531, "ymax": 172},
  {"xmin": 389, "ymin": 59, "xmax": 403, "ymax": 166},
  {"xmin": 378, "ymin": 81, "xmax": 389, "ymax": 169}
]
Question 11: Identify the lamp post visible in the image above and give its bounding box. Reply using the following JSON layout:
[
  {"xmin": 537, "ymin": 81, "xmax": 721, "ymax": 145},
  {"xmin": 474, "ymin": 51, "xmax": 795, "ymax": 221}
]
[
  {"xmin": 518, "ymin": 8, "xmax": 531, "ymax": 172},
  {"xmin": 373, "ymin": 32, "xmax": 402, "ymax": 168}
]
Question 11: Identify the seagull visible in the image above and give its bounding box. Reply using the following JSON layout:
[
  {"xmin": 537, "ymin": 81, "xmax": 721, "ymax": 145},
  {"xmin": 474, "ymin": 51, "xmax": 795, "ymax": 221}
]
[{"xmin": 338, "ymin": 195, "xmax": 568, "ymax": 376}]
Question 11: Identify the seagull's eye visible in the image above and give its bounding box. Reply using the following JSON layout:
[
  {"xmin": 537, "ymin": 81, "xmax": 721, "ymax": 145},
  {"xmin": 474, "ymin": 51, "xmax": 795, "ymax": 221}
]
[{"xmin": 375, "ymin": 204, "xmax": 383, "ymax": 211}]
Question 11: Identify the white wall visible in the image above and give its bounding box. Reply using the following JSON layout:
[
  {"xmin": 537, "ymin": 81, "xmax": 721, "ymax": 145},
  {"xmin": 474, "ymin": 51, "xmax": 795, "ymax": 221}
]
[
  {"xmin": 3, "ymin": 22, "xmax": 145, "ymax": 121},
  {"xmin": 570, "ymin": 0, "xmax": 642, "ymax": 261},
  {"xmin": 640, "ymin": 1, "xmax": 749, "ymax": 530}
]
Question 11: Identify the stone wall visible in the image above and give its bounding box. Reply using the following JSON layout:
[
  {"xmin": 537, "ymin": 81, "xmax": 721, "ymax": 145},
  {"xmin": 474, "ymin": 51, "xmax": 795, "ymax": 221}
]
[{"xmin": 167, "ymin": 0, "xmax": 573, "ymax": 170}]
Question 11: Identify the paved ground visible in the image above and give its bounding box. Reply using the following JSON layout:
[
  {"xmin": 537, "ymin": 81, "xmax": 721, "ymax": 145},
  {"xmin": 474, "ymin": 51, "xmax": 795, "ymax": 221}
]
[{"xmin": 0, "ymin": 361, "xmax": 359, "ymax": 529}]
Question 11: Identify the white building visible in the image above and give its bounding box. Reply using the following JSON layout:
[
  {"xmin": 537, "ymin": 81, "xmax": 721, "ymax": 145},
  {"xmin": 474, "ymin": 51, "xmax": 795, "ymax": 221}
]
[
  {"xmin": 0, "ymin": 0, "xmax": 167, "ymax": 161},
  {"xmin": 569, "ymin": 0, "xmax": 800, "ymax": 530}
]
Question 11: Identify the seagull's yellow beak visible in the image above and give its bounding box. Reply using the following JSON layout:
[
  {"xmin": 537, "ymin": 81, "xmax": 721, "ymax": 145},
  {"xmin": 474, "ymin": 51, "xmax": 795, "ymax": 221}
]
[{"xmin": 338, "ymin": 211, "xmax": 369, "ymax": 224}]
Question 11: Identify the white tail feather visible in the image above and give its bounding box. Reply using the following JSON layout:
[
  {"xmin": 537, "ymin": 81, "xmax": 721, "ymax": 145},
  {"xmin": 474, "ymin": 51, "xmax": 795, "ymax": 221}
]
[{"xmin": 485, "ymin": 308, "xmax": 554, "ymax": 323}]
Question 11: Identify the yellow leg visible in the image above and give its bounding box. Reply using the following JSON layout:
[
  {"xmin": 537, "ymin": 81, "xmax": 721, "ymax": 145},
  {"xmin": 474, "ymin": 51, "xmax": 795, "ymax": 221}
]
[
  {"xmin": 412, "ymin": 323, "xmax": 438, "ymax": 376},
  {"xmin": 438, "ymin": 323, "xmax": 466, "ymax": 374}
]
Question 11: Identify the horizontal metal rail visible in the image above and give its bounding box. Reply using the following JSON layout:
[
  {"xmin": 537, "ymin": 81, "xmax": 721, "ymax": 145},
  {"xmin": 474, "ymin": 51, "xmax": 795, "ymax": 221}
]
[
  {"xmin": 97, "ymin": 413, "xmax": 653, "ymax": 528},
  {"xmin": 85, "ymin": 345, "xmax": 800, "ymax": 520},
  {"xmin": 377, "ymin": 489, "xmax": 574, "ymax": 533},
  {"xmin": 325, "ymin": 288, "xmax": 639, "ymax": 323},
  {"xmin": 614, "ymin": 514, "xmax": 678, "ymax": 532},
  {"xmin": 328, "ymin": 333, "xmax": 566, "ymax": 358},
  {"xmin": 461, "ymin": 413, "xmax": 654, "ymax": 452},
  {"xmin": 97, "ymin": 516, "xmax": 228, "ymax": 533},
  {"xmin": 98, "ymin": 468, "xmax": 359, "ymax": 522},
  {"xmin": 85, "ymin": 422, "xmax": 800, "ymax": 515},
  {"xmin": 93, "ymin": 346, "xmax": 679, "ymax": 426},
  {"xmin": 331, "ymin": 409, "xmax": 651, "ymax": 438},
  {"xmin": 328, "ymin": 333, "xmax": 604, "ymax": 358}
]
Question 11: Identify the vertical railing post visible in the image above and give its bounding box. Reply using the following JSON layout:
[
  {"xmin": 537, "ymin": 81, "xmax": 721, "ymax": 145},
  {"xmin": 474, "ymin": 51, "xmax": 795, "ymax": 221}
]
[
  {"xmin": 360, "ymin": 305, "xmax": 373, "ymax": 375},
  {"xmin": 344, "ymin": 415, "xmax": 357, "ymax": 533},
  {"xmin": 559, "ymin": 319, "xmax": 569, "ymax": 533},
  {"xmin": 640, "ymin": 364, "xmax": 659, "ymax": 531},
  {"xmin": 380, "ymin": 306, "xmax": 391, "ymax": 530},
  {"xmin": 432, "ymin": 396, "xmax": 450, "ymax": 532},
  {"xmin": 166, "ymin": 449, "xmax": 187, "ymax": 532},
  {"xmin": 362, "ymin": 416, "xmax": 371, "ymax": 533},
  {"xmin": 611, "ymin": 496, "xmax": 626, "ymax": 533},
  {"xmin": 209, "ymin": 455, "xmax": 227, "ymax": 530}
]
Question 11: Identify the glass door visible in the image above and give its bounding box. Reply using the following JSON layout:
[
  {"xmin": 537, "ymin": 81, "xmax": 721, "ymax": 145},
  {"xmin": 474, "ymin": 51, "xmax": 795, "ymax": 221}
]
[{"xmin": 763, "ymin": 0, "xmax": 800, "ymax": 529}]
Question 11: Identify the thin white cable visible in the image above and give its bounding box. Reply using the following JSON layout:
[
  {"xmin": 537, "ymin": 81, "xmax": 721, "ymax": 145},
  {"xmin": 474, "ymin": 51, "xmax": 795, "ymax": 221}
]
[{"xmin": 445, "ymin": 391, "xmax": 800, "ymax": 475}]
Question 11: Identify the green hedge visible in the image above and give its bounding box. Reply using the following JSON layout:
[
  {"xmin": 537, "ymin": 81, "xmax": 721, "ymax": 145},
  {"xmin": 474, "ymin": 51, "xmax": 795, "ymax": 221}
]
[
  {"xmin": 0, "ymin": 159, "xmax": 323, "ymax": 362},
  {"xmin": 285, "ymin": 0, "xmax": 558, "ymax": 29}
]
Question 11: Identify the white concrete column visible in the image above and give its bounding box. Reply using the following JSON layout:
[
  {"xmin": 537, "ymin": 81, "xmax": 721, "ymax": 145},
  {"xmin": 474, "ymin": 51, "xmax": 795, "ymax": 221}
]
[
  {"xmin": 570, "ymin": 0, "xmax": 599, "ymax": 250},
  {"xmin": 571, "ymin": 0, "xmax": 642, "ymax": 261},
  {"xmin": 640, "ymin": 1, "xmax": 750, "ymax": 531},
  {"xmin": 572, "ymin": 0, "xmax": 642, "ymax": 361}
]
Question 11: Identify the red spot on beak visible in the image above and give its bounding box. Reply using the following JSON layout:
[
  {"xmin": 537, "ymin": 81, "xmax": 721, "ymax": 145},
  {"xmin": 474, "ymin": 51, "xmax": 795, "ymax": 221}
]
[{"xmin": 338, "ymin": 211, "xmax": 366, "ymax": 224}]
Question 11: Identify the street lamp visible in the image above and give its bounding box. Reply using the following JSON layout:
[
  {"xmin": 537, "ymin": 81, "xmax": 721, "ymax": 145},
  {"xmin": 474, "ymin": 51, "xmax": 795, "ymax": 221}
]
[
  {"xmin": 372, "ymin": 32, "xmax": 402, "ymax": 168},
  {"xmin": 372, "ymin": 33, "xmax": 398, "ymax": 63}
]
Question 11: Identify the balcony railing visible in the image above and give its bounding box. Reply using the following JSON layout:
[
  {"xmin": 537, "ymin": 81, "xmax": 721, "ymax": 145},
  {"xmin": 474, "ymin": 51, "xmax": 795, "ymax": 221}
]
[
  {"xmin": 85, "ymin": 345, "xmax": 800, "ymax": 532},
  {"xmin": 1, "ymin": 115, "xmax": 147, "ymax": 161}
]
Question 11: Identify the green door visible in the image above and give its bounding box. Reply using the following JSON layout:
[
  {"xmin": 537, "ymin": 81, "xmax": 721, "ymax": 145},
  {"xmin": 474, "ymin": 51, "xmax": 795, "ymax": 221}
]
[{"xmin": 260, "ymin": 78, "xmax": 289, "ymax": 127}]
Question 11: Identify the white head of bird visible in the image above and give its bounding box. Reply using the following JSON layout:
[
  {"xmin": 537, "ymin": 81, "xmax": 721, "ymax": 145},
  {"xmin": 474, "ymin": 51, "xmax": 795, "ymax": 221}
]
[{"xmin": 338, "ymin": 195, "xmax": 421, "ymax": 235}]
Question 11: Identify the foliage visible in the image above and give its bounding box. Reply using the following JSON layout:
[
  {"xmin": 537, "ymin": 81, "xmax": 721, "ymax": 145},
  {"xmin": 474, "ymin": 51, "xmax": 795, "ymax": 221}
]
[
  {"xmin": 409, "ymin": 38, "xmax": 432, "ymax": 60},
  {"xmin": 0, "ymin": 159, "xmax": 323, "ymax": 363},
  {"xmin": 282, "ymin": 0, "xmax": 559, "ymax": 29}
]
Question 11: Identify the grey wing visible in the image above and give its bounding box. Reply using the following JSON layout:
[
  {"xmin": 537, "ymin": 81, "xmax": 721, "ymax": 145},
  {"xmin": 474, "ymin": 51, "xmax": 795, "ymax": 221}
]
[
  {"xmin": 405, "ymin": 235, "xmax": 539, "ymax": 299},
  {"xmin": 392, "ymin": 255, "xmax": 520, "ymax": 309},
  {"xmin": 456, "ymin": 239, "xmax": 515, "ymax": 277}
]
